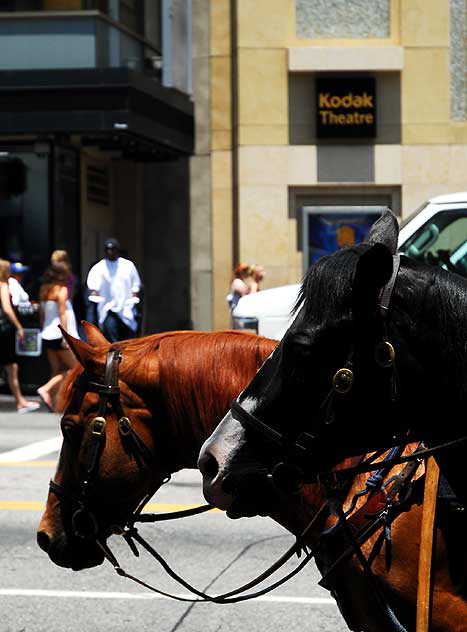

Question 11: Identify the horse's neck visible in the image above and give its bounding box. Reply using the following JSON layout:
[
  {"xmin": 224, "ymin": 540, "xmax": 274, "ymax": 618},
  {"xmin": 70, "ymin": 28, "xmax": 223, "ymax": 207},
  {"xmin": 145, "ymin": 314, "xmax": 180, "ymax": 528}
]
[{"xmin": 155, "ymin": 367, "xmax": 238, "ymax": 472}]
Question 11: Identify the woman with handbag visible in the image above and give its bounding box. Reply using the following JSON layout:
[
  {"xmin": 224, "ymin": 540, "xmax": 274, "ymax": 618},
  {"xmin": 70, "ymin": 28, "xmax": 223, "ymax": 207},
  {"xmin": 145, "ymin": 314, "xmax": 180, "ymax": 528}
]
[{"xmin": 0, "ymin": 259, "xmax": 40, "ymax": 414}]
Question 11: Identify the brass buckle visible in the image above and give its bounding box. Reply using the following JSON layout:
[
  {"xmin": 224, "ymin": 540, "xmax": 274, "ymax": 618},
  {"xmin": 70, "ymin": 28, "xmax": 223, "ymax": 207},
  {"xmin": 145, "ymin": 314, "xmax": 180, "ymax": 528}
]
[
  {"xmin": 375, "ymin": 340, "xmax": 396, "ymax": 368},
  {"xmin": 91, "ymin": 416, "xmax": 107, "ymax": 436},
  {"xmin": 118, "ymin": 417, "xmax": 132, "ymax": 436},
  {"xmin": 332, "ymin": 368, "xmax": 354, "ymax": 394}
]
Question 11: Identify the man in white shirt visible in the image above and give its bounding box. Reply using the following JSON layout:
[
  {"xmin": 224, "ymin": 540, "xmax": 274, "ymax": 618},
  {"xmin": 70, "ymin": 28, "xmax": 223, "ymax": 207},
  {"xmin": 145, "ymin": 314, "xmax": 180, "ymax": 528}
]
[{"xmin": 86, "ymin": 238, "xmax": 142, "ymax": 342}]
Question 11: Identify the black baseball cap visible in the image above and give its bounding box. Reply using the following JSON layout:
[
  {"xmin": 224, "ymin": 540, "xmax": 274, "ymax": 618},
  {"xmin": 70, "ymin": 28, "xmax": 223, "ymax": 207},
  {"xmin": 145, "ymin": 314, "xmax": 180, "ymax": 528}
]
[{"xmin": 104, "ymin": 238, "xmax": 120, "ymax": 250}]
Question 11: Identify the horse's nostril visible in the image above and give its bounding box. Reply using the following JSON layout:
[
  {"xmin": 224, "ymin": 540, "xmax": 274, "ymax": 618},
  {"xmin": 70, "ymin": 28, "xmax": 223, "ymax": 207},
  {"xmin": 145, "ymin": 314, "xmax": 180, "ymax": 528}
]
[
  {"xmin": 37, "ymin": 530, "xmax": 51, "ymax": 553},
  {"xmin": 198, "ymin": 451, "xmax": 219, "ymax": 479}
]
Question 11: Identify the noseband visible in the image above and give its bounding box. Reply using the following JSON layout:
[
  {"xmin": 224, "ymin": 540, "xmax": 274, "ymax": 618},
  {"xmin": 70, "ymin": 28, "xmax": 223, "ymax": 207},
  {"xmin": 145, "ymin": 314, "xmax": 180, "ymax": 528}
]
[{"xmin": 49, "ymin": 347, "xmax": 154, "ymax": 539}]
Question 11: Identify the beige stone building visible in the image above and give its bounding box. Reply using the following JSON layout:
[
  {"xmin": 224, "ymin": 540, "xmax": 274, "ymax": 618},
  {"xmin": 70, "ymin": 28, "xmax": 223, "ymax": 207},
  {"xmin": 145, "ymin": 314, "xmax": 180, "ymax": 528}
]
[{"xmin": 190, "ymin": 0, "xmax": 467, "ymax": 330}]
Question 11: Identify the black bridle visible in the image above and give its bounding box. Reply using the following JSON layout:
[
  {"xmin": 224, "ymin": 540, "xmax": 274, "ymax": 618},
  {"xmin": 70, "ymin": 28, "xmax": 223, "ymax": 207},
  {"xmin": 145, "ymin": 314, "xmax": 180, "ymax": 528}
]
[
  {"xmin": 230, "ymin": 254, "xmax": 402, "ymax": 492},
  {"xmin": 50, "ymin": 347, "xmax": 160, "ymax": 541},
  {"xmin": 230, "ymin": 254, "xmax": 467, "ymax": 492}
]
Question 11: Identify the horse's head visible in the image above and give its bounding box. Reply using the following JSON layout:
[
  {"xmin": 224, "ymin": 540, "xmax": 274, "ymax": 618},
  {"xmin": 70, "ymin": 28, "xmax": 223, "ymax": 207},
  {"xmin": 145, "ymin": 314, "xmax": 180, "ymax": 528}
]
[
  {"xmin": 37, "ymin": 323, "xmax": 160, "ymax": 570},
  {"xmin": 199, "ymin": 211, "xmax": 432, "ymax": 516}
]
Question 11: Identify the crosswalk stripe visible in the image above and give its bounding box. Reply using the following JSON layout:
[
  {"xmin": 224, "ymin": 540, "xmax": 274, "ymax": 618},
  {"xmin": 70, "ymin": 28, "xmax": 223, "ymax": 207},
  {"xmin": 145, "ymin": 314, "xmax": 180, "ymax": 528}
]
[
  {"xmin": 0, "ymin": 437, "xmax": 62, "ymax": 462},
  {"xmin": 0, "ymin": 460, "xmax": 57, "ymax": 467},
  {"xmin": 0, "ymin": 501, "xmax": 221, "ymax": 512},
  {"xmin": 0, "ymin": 588, "xmax": 336, "ymax": 605}
]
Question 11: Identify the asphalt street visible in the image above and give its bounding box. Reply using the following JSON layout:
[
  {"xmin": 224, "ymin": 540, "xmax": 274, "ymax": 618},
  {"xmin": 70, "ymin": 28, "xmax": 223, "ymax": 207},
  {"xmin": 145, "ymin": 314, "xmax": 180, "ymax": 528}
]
[{"xmin": 0, "ymin": 395, "xmax": 350, "ymax": 632}]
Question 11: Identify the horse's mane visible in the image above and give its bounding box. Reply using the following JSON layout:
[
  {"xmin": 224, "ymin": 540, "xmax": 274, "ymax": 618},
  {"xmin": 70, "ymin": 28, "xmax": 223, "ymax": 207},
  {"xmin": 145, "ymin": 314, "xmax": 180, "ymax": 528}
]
[
  {"xmin": 57, "ymin": 331, "xmax": 278, "ymax": 439},
  {"xmin": 416, "ymin": 260, "xmax": 467, "ymax": 398},
  {"xmin": 295, "ymin": 245, "xmax": 365, "ymax": 321},
  {"xmin": 57, "ymin": 364, "xmax": 84, "ymax": 413},
  {"xmin": 125, "ymin": 331, "xmax": 277, "ymax": 442}
]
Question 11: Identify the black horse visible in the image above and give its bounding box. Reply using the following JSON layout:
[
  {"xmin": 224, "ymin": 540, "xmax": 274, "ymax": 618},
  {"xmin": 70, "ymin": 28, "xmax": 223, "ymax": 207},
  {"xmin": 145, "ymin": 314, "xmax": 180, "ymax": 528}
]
[{"xmin": 199, "ymin": 209, "xmax": 467, "ymax": 516}]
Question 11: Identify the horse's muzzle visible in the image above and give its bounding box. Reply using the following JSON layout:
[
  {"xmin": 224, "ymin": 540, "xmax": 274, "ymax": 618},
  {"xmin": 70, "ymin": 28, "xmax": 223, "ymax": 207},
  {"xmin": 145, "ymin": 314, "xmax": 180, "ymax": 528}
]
[{"xmin": 36, "ymin": 529, "xmax": 105, "ymax": 570}]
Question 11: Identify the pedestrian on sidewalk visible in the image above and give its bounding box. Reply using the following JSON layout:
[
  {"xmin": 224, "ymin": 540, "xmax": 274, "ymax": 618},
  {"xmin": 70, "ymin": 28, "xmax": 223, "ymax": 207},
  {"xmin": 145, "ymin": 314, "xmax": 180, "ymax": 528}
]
[
  {"xmin": 0, "ymin": 258, "xmax": 39, "ymax": 414},
  {"xmin": 37, "ymin": 262, "xmax": 79, "ymax": 412},
  {"xmin": 249, "ymin": 264, "xmax": 266, "ymax": 293},
  {"xmin": 227, "ymin": 262, "xmax": 251, "ymax": 311},
  {"xmin": 50, "ymin": 250, "xmax": 77, "ymax": 305},
  {"xmin": 86, "ymin": 238, "xmax": 142, "ymax": 342}
]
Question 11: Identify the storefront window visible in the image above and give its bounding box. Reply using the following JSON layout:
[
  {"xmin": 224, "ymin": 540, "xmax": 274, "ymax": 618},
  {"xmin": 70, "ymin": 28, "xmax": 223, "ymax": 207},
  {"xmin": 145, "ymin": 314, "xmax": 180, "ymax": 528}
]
[
  {"xmin": 2, "ymin": 1, "xmax": 107, "ymax": 10},
  {"xmin": 296, "ymin": 0, "xmax": 390, "ymax": 39},
  {"xmin": 0, "ymin": 148, "xmax": 50, "ymax": 300}
]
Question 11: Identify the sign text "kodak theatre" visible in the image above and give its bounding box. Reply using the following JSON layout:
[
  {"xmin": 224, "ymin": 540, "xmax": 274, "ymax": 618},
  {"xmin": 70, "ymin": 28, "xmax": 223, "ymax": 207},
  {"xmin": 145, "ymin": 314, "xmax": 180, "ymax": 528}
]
[{"xmin": 316, "ymin": 77, "xmax": 376, "ymax": 139}]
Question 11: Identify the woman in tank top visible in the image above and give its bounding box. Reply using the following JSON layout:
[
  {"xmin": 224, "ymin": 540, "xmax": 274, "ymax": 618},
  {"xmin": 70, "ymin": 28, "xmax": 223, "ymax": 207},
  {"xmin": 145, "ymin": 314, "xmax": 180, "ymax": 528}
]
[{"xmin": 37, "ymin": 262, "xmax": 78, "ymax": 412}]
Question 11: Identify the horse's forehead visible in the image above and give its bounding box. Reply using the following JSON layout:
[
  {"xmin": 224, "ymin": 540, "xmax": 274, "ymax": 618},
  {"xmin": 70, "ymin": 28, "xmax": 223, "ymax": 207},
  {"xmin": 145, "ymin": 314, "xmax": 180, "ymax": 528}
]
[
  {"xmin": 302, "ymin": 269, "xmax": 353, "ymax": 323},
  {"xmin": 70, "ymin": 390, "xmax": 99, "ymax": 419}
]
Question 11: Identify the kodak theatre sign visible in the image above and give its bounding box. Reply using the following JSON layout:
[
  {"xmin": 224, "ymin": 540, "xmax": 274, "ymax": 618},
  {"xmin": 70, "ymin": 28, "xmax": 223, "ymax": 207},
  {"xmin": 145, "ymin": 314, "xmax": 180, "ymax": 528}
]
[{"xmin": 316, "ymin": 77, "xmax": 376, "ymax": 139}]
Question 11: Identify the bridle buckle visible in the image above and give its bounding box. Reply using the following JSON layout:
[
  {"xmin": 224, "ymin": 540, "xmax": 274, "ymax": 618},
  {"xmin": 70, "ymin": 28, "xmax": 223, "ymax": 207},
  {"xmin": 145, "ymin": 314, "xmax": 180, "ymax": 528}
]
[
  {"xmin": 91, "ymin": 416, "xmax": 107, "ymax": 436},
  {"xmin": 332, "ymin": 368, "xmax": 354, "ymax": 394},
  {"xmin": 375, "ymin": 340, "xmax": 396, "ymax": 368},
  {"xmin": 118, "ymin": 417, "xmax": 132, "ymax": 436}
]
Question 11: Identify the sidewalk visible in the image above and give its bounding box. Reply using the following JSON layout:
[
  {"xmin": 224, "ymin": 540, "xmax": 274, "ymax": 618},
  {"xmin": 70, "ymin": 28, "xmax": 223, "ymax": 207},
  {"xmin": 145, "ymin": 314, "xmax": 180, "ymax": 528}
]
[{"xmin": 0, "ymin": 393, "xmax": 51, "ymax": 415}]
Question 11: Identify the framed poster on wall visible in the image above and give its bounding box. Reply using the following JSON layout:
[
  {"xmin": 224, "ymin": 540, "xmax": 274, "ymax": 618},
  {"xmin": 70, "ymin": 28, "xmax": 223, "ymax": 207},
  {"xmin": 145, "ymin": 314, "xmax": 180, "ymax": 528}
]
[{"xmin": 302, "ymin": 206, "xmax": 386, "ymax": 272}]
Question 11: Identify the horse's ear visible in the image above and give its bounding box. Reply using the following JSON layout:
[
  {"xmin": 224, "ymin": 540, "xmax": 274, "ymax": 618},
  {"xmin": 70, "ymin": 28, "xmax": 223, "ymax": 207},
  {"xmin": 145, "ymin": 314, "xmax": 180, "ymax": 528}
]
[
  {"xmin": 364, "ymin": 208, "xmax": 399, "ymax": 255},
  {"xmin": 81, "ymin": 321, "xmax": 110, "ymax": 348},
  {"xmin": 352, "ymin": 243, "xmax": 394, "ymax": 322},
  {"xmin": 59, "ymin": 326, "xmax": 96, "ymax": 367}
]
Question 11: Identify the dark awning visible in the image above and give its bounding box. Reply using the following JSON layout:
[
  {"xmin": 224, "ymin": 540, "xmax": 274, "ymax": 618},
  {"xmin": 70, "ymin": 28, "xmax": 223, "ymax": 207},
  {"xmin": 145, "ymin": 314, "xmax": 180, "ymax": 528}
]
[{"xmin": 0, "ymin": 68, "xmax": 193, "ymax": 160}]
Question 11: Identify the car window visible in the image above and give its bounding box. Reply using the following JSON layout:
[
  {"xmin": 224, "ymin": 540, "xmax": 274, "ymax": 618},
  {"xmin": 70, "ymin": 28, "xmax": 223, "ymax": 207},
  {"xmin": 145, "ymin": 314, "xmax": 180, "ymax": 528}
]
[{"xmin": 399, "ymin": 210, "xmax": 467, "ymax": 276}]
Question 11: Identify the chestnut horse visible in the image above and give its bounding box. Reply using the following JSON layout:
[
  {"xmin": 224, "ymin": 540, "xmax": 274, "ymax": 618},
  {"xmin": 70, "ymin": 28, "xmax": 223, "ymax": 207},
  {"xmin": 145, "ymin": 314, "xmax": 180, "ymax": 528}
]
[{"xmin": 37, "ymin": 323, "xmax": 277, "ymax": 570}]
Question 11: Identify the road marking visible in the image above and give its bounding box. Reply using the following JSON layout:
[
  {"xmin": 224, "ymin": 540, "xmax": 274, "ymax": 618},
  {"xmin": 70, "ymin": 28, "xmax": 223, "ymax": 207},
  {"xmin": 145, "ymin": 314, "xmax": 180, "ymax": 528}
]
[
  {"xmin": 0, "ymin": 501, "xmax": 221, "ymax": 513},
  {"xmin": 0, "ymin": 588, "xmax": 335, "ymax": 605},
  {"xmin": 0, "ymin": 460, "xmax": 57, "ymax": 467},
  {"xmin": 0, "ymin": 501, "xmax": 44, "ymax": 510},
  {"xmin": 0, "ymin": 437, "xmax": 62, "ymax": 462}
]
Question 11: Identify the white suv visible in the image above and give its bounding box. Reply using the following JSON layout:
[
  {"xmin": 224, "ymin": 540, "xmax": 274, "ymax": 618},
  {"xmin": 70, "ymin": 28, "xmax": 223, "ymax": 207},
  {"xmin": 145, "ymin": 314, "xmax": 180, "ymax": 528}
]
[{"xmin": 233, "ymin": 192, "xmax": 467, "ymax": 339}]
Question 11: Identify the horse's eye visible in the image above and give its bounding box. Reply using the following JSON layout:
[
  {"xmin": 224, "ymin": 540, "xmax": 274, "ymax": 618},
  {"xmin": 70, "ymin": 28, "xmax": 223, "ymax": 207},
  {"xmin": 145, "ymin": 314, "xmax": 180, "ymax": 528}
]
[
  {"xmin": 61, "ymin": 419, "xmax": 82, "ymax": 441},
  {"xmin": 286, "ymin": 332, "xmax": 313, "ymax": 357}
]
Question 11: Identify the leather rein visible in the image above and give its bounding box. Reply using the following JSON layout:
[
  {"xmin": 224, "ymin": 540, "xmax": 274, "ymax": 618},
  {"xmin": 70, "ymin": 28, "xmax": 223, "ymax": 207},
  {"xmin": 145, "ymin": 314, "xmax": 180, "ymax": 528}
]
[{"xmin": 48, "ymin": 346, "xmax": 322, "ymax": 603}]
